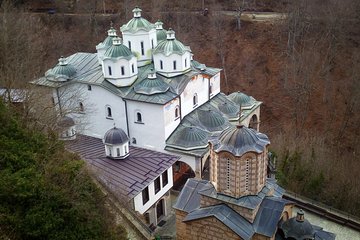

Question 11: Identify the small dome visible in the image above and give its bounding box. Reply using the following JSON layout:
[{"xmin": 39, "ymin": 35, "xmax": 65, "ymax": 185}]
[
  {"xmin": 218, "ymin": 102, "xmax": 238, "ymax": 116},
  {"xmin": 280, "ymin": 210, "xmax": 315, "ymax": 240},
  {"xmin": 169, "ymin": 126, "xmax": 209, "ymax": 150},
  {"xmin": 120, "ymin": 7, "xmax": 154, "ymax": 33},
  {"xmin": 197, "ymin": 109, "xmax": 227, "ymax": 132},
  {"xmin": 134, "ymin": 70, "xmax": 169, "ymax": 95},
  {"xmin": 104, "ymin": 127, "xmax": 129, "ymax": 145},
  {"xmin": 45, "ymin": 57, "xmax": 76, "ymax": 81},
  {"xmin": 155, "ymin": 20, "xmax": 167, "ymax": 42},
  {"xmin": 104, "ymin": 37, "xmax": 133, "ymax": 59},
  {"xmin": 153, "ymin": 29, "xmax": 190, "ymax": 56},
  {"xmin": 58, "ymin": 116, "xmax": 75, "ymax": 127},
  {"xmin": 212, "ymin": 125, "xmax": 269, "ymax": 156},
  {"xmin": 228, "ymin": 91, "xmax": 255, "ymax": 108},
  {"xmin": 98, "ymin": 27, "xmax": 117, "ymax": 48}
]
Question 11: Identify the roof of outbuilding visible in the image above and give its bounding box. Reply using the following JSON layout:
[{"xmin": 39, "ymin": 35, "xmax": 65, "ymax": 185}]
[
  {"xmin": 210, "ymin": 125, "xmax": 270, "ymax": 157},
  {"xmin": 65, "ymin": 135, "xmax": 179, "ymax": 199},
  {"xmin": 104, "ymin": 127, "xmax": 129, "ymax": 145}
]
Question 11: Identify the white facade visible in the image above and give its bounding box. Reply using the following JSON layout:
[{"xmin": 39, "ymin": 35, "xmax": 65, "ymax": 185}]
[
  {"xmin": 153, "ymin": 52, "xmax": 191, "ymax": 77},
  {"xmin": 134, "ymin": 168, "xmax": 173, "ymax": 214}
]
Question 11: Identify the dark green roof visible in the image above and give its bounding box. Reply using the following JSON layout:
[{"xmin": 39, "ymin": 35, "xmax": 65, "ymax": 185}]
[
  {"xmin": 167, "ymin": 125, "xmax": 209, "ymax": 150},
  {"xmin": 120, "ymin": 16, "xmax": 154, "ymax": 33},
  {"xmin": 228, "ymin": 91, "xmax": 256, "ymax": 108},
  {"xmin": 156, "ymin": 29, "xmax": 167, "ymax": 42},
  {"xmin": 45, "ymin": 57, "xmax": 76, "ymax": 81},
  {"xmin": 197, "ymin": 109, "xmax": 227, "ymax": 132},
  {"xmin": 153, "ymin": 30, "xmax": 190, "ymax": 56},
  {"xmin": 133, "ymin": 72, "xmax": 170, "ymax": 95},
  {"xmin": 104, "ymin": 41, "xmax": 133, "ymax": 59}
]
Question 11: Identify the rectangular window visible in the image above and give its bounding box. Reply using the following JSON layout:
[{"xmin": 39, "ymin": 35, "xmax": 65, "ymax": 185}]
[
  {"xmin": 173, "ymin": 60, "xmax": 176, "ymax": 70},
  {"xmin": 162, "ymin": 171, "xmax": 168, "ymax": 187},
  {"xmin": 160, "ymin": 60, "xmax": 163, "ymax": 70},
  {"xmin": 87, "ymin": 85, "xmax": 92, "ymax": 91},
  {"xmin": 154, "ymin": 177, "xmax": 161, "ymax": 194},
  {"xmin": 121, "ymin": 66, "xmax": 125, "ymax": 75},
  {"xmin": 128, "ymin": 41, "xmax": 131, "ymax": 51},
  {"xmin": 185, "ymin": 58, "xmax": 187, "ymax": 68},
  {"xmin": 117, "ymin": 148, "xmax": 120, "ymax": 157},
  {"xmin": 151, "ymin": 39, "xmax": 154, "ymax": 49},
  {"xmin": 108, "ymin": 66, "xmax": 112, "ymax": 76},
  {"xmin": 141, "ymin": 41, "xmax": 144, "ymax": 55},
  {"xmin": 132, "ymin": 64, "xmax": 135, "ymax": 73},
  {"xmin": 142, "ymin": 186, "xmax": 149, "ymax": 205}
]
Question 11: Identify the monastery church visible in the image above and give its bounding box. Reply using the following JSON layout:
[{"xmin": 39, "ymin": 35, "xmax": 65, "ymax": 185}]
[{"xmin": 33, "ymin": 7, "xmax": 335, "ymax": 239}]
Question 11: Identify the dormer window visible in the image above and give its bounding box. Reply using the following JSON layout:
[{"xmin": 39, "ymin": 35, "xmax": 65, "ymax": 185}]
[
  {"xmin": 121, "ymin": 66, "xmax": 125, "ymax": 75},
  {"xmin": 160, "ymin": 60, "xmax": 163, "ymax": 70},
  {"xmin": 108, "ymin": 66, "xmax": 112, "ymax": 76},
  {"xmin": 193, "ymin": 93, "xmax": 198, "ymax": 107},
  {"xmin": 173, "ymin": 60, "xmax": 177, "ymax": 70}
]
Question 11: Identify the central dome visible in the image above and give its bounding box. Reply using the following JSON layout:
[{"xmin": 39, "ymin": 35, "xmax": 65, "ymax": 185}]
[
  {"xmin": 211, "ymin": 125, "xmax": 269, "ymax": 156},
  {"xmin": 120, "ymin": 7, "xmax": 154, "ymax": 33}
]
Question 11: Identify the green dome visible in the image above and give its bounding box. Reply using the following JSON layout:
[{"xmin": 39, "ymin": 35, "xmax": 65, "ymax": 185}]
[
  {"xmin": 134, "ymin": 71, "xmax": 169, "ymax": 95},
  {"xmin": 212, "ymin": 125, "xmax": 270, "ymax": 157},
  {"xmin": 168, "ymin": 125, "xmax": 209, "ymax": 150},
  {"xmin": 228, "ymin": 91, "xmax": 255, "ymax": 108},
  {"xmin": 45, "ymin": 57, "xmax": 76, "ymax": 81},
  {"xmin": 156, "ymin": 29, "xmax": 167, "ymax": 42},
  {"xmin": 197, "ymin": 109, "xmax": 227, "ymax": 132},
  {"xmin": 120, "ymin": 7, "xmax": 154, "ymax": 33},
  {"xmin": 98, "ymin": 27, "xmax": 117, "ymax": 48},
  {"xmin": 153, "ymin": 29, "xmax": 190, "ymax": 56},
  {"xmin": 104, "ymin": 37, "xmax": 133, "ymax": 59},
  {"xmin": 218, "ymin": 102, "xmax": 239, "ymax": 116}
]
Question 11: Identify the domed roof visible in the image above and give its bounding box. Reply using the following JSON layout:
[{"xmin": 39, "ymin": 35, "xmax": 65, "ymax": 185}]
[
  {"xmin": 45, "ymin": 57, "xmax": 76, "ymax": 81},
  {"xmin": 155, "ymin": 20, "xmax": 167, "ymax": 42},
  {"xmin": 169, "ymin": 126, "xmax": 209, "ymax": 150},
  {"xmin": 104, "ymin": 37, "xmax": 133, "ymax": 59},
  {"xmin": 228, "ymin": 91, "xmax": 255, "ymax": 108},
  {"xmin": 197, "ymin": 109, "xmax": 227, "ymax": 132},
  {"xmin": 211, "ymin": 125, "xmax": 270, "ymax": 156},
  {"xmin": 104, "ymin": 127, "xmax": 129, "ymax": 145},
  {"xmin": 120, "ymin": 7, "xmax": 154, "ymax": 33},
  {"xmin": 280, "ymin": 210, "xmax": 315, "ymax": 240},
  {"xmin": 153, "ymin": 29, "xmax": 190, "ymax": 56},
  {"xmin": 97, "ymin": 27, "xmax": 117, "ymax": 49},
  {"xmin": 218, "ymin": 101, "xmax": 239, "ymax": 116},
  {"xmin": 58, "ymin": 116, "xmax": 75, "ymax": 127},
  {"xmin": 134, "ymin": 70, "xmax": 169, "ymax": 95}
]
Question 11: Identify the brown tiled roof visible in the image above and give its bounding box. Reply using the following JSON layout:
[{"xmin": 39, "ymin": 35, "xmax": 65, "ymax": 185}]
[{"xmin": 66, "ymin": 135, "xmax": 179, "ymax": 199}]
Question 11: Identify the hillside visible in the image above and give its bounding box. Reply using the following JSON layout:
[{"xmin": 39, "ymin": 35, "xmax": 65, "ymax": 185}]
[{"xmin": 1, "ymin": 0, "xmax": 360, "ymax": 216}]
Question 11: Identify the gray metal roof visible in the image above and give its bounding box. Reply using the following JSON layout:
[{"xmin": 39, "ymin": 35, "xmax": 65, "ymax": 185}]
[
  {"xmin": 166, "ymin": 125, "xmax": 210, "ymax": 151},
  {"xmin": 66, "ymin": 135, "xmax": 179, "ymax": 199},
  {"xmin": 228, "ymin": 91, "xmax": 257, "ymax": 109},
  {"xmin": 184, "ymin": 204, "xmax": 255, "ymax": 240},
  {"xmin": 104, "ymin": 127, "xmax": 129, "ymax": 145},
  {"xmin": 210, "ymin": 125, "xmax": 270, "ymax": 157}
]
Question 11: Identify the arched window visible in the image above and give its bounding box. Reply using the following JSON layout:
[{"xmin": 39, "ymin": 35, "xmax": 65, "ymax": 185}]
[
  {"xmin": 226, "ymin": 158, "xmax": 231, "ymax": 190},
  {"xmin": 193, "ymin": 93, "xmax": 198, "ymax": 107},
  {"xmin": 106, "ymin": 106, "xmax": 112, "ymax": 118},
  {"xmin": 79, "ymin": 102, "xmax": 84, "ymax": 112},
  {"xmin": 160, "ymin": 60, "xmax": 163, "ymax": 70},
  {"xmin": 108, "ymin": 66, "xmax": 112, "ymax": 76},
  {"xmin": 136, "ymin": 112, "xmax": 142, "ymax": 123},
  {"xmin": 175, "ymin": 106, "xmax": 180, "ymax": 119},
  {"xmin": 245, "ymin": 159, "xmax": 250, "ymax": 191},
  {"xmin": 173, "ymin": 60, "xmax": 177, "ymax": 70}
]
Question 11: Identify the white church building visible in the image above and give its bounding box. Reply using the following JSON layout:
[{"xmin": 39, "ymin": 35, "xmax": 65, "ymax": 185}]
[{"xmin": 32, "ymin": 7, "xmax": 261, "ymax": 229}]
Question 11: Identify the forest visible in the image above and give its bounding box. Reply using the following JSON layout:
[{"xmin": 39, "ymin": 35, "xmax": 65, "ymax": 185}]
[{"xmin": 0, "ymin": 0, "xmax": 359, "ymax": 224}]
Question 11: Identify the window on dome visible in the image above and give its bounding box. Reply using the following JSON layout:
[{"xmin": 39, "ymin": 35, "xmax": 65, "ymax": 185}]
[
  {"xmin": 173, "ymin": 60, "xmax": 177, "ymax": 70},
  {"xmin": 132, "ymin": 63, "xmax": 135, "ymax": 73},
  {"xmin": 121, "ymin": 66, "xmax": 125, "ymax": 75},
  {"xmin": 185, "ymin": 58, "xmax": 187, "ymax": 68},
  {"xmin": 151, "ymin": 39, "xmax": 154, "ymax": 49},
  {"xmin": 175, "ymin": 106, "xmax": 180, "ymax": 119},
  {"xmin": 128, "ymin": 41, "xmax": 131, "ymax": 51},
  {"xmin": 136, "ymin": 112, "xmax": 142, "ymax": 123},
  {"xmin": 160, "ymin": 60, "xmax": 163, "ymax": 70},
  {"xmin": 124, "ymin": 145, "xmax": 128, "ymax": 154},
  {"xmin": 116, "ymin": 148, "xmax": 120, "ymax": 157},
  {"xmin": 79, "ymin": 102, "xmax": 84, "ymax": 112},
  {"xmin": 142, "ymin": 186, "xmax": 149, "ymax": 205},
  {"xmin": 106, "ymin": 106, "xmax": 112, "ymax": 118},
  {"xmin": 108, "ymin": 147, "xmax": 112, "ymax": 157},
  {"xmin": 108, "ymin": 66, "xmax": 112, "ymax": 76},
  {"xmin": 141, "ymin": 41, "xmax": 144, "ymax": 55},
  {"xmin": 162, "ymin": 170, "xmax": 168, "ymax": 187},
  {"xmin": 193, "ymin": 93, "xmax": 198, "ymax": 107},
  {"xmin": 154, "ymin": 177, "xmax": 161, "ymax": 194}
]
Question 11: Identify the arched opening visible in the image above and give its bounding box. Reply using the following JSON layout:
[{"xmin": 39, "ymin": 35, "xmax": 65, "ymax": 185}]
[
  {"xmin": 172, "ymin": 161, "xmax": 195, "ymax": 191},
  {"xmin": 136, "ymin": 112, "xmax": 142, "ymax": 123},
  {"xmin": 79, "ymin": 102, "xmax": 84, "ymax": 112},
  {"xmin": 248, "ymin": 114, "xmax": 259, "ymax": 130},
  {"xmin": 106, "ymin": 106, "xmax": 112, "ymax": 118},
  {"xmin": 156, "ymin": 198, "xmax": 165, "ymax": 223},
  {"xmin": 202, "ymin": 156, "xmax": 210, "ymax": 180}
]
